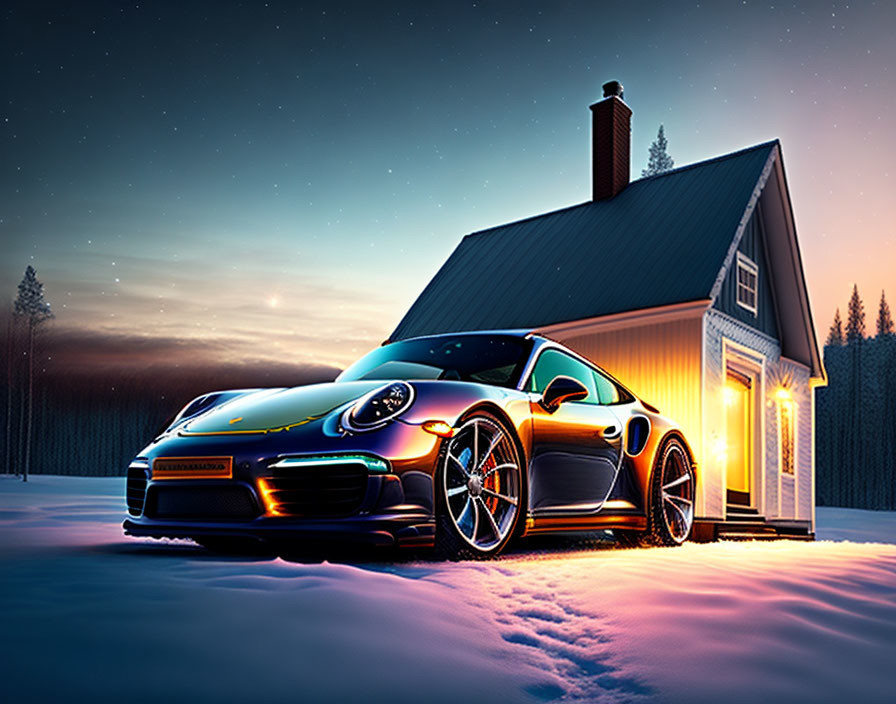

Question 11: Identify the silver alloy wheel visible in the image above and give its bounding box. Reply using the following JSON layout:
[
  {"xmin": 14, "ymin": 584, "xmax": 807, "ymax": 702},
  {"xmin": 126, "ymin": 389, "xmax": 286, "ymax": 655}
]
[
  {"xmin": 660, "ymin": 443, "xmax": 695, "ymax": 543},
  {"xmin": 442, "ymin": 416, "xmax": 521, "ymax": 552}
]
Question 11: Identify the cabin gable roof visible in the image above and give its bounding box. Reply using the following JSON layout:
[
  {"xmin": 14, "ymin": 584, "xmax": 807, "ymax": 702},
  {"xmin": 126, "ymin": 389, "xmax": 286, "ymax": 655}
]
[{"xmin": 392, "ymin": 140, "xmax": 824, "ymax": 380}]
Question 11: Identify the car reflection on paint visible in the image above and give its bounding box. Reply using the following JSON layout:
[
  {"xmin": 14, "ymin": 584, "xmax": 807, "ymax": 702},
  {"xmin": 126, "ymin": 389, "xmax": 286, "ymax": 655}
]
[{"xmin": 124, "ymin": 331, "xmax": 696, "ymax": 559}]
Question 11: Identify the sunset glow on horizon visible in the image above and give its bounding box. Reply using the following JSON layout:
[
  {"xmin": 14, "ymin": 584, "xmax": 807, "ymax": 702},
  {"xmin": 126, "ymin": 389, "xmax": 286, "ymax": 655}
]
[{"xmin": 2, "ymin": 2, "xmax": 893, "ymax": 371}]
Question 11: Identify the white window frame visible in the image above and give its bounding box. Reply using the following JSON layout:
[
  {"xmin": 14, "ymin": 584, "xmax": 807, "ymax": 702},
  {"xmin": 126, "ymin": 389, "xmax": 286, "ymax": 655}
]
[{"xmin": 735, "ymin": 252, "xmax": 759, "ymax": 316}]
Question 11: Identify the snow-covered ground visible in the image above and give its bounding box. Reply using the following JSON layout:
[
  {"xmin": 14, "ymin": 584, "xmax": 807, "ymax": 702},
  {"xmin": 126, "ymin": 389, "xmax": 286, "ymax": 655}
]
[{"xmin": 1, "ymin": 476, "xmax": 894, "ymax": 703}]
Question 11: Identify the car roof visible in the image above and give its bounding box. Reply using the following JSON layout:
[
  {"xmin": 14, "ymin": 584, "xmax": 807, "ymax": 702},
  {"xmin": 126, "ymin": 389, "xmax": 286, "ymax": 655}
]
[
  {"xmin": 384, "ymin": 329, "xmax": 537, "ymax": 345},
  {"xmin": 381, "ymin": 328, "xmax": 643, "ymax": 405}
]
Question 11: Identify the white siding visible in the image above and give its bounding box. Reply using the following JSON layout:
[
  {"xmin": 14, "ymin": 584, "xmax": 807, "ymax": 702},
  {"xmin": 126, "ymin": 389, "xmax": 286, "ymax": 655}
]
[
  {"xmin": 545, "ymin": 313, "xmax": 706, "ymax": 513},
  {"xmin": 543, "ymin": 305, "xmax": 815, "ymax": 525},
  {"xmin": 704, "ymin": 309, "xmax": 813, "ymax": 521}
]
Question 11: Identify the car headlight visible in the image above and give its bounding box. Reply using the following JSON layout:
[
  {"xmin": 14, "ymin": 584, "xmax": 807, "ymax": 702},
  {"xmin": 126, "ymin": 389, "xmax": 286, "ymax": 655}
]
[{"xmin": 342, "ymin": 382, "xmax": 415, "ymax": 432}]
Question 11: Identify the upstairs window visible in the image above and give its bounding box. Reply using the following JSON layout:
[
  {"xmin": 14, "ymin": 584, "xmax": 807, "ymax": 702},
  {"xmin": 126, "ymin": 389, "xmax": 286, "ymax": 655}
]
[{"xmin": 736, "ymin": 252, "xmax": 759, "ymax": 315}]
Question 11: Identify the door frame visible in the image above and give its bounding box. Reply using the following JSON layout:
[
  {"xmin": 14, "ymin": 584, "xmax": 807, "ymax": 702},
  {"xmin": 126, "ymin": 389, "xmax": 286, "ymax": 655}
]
[
  {"xmin": 526, "ymin": 397, "xmax": 624, "ymax": 516},
  {"xmin": 721, "ymin": 339, "xmax": 766, "ymax": 517}
]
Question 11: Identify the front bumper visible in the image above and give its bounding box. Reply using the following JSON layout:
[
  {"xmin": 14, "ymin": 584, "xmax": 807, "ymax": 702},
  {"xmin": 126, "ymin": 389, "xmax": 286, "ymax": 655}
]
[
  {"xmin": 124, "ymin": 451, "xmax": 439, "ymax": 548},
  {"xmin": 123, "ymin": 411, "xmax": 446, "ymax": 548},
  {"xmin": 122, "ymin": 512, "xmax": 436, "ymax": 547}
]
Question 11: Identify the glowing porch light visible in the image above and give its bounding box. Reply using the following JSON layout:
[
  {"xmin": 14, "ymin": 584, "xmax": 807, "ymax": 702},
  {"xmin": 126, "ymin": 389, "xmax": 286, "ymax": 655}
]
[{"xmin": 775, "ymin": 387, "xmax": 793, "ymax": 403}]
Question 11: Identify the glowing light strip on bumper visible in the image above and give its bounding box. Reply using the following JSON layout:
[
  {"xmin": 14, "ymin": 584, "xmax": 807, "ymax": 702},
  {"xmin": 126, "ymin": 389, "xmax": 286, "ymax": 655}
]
[
  {"xmin": 259, "ymin": 454, "xmax": 389, "ymax": 517},
  {"xmin": 269, "ymin": 454, "xmax": 390, "ymax": 474}
]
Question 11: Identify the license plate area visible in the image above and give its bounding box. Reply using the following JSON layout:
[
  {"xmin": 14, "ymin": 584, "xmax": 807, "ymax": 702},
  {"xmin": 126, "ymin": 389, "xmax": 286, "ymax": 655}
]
[{"xmin": 152, "ymin": 456, "xmax": 233, "ymax": 480}]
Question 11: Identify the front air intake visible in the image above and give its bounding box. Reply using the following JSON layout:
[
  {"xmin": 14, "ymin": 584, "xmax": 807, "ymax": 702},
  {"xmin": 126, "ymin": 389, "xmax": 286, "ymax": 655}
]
[
  {"xmin": 126, "ymin": 464, "xmax": 149, "ymax": 516},
  {"xmin": 263, "ymin": 460, "xmax": 369, "ymax": 518},
  {"xmin": 143, "ymin": 485, "xmax": 261, "ymax": 520}
]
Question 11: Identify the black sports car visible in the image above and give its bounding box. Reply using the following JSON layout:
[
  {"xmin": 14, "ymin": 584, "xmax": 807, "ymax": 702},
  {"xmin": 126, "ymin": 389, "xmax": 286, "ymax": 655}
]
[{"xmin": 124, "ymin": 331, "xmax": 696, "ymax": 559}]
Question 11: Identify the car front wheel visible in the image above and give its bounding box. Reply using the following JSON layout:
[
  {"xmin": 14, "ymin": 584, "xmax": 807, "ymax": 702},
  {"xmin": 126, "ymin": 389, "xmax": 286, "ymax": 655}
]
[{"xmin": 435, "ymin": 412, "xmax": 523, "ymax": 560}]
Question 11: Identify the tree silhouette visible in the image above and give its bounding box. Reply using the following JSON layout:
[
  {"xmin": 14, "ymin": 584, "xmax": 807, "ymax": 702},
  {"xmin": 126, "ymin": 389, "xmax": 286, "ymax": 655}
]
[
  {"xmin": 4, "ymin": 313, "xmax": 12, "ymax": 475},
  {"xmin": 818, "ymin": 333, "xmax": 896, "ymax": 509},
  {"xmin": 877, "ymin": 290, "xmax": 894, "ymax": 337},
  {"xmin": 826, "ymin": 308, "xmax": 845, "ymax": 346},
  {"xmin": 845, "ymin": 284, "xmax": 865, "ymax": 342},
  {"xmin": 642, "ymin": 124, "xmax": 675, "ymax": 177},
  {"xmin": 13, "ymin": 266, "xmax": 54, "ymax": 482}
]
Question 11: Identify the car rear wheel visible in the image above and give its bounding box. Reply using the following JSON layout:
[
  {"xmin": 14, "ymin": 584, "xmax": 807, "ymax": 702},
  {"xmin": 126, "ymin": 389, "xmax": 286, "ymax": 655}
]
[
  {"xmin": 615, "ymin": 436, "xmax": 695, "ymax": 547},
  {"xmin": 435, "ymin": 412, "xmax": 523, "ymax": 560}
]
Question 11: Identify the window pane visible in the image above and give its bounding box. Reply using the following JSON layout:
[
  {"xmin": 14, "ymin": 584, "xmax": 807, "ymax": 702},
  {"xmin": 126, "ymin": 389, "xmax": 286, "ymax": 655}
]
[
  {"xmin": 781, "ymin": 401, "xmax": 795, "ymax": 475},
  {"xmin": 593, "ymin": 369, "xmax": 620, "ymax": 404},
  {"xmin": 527, "ymin": 349, "xmax": 598, "ymax": 403},
  {"xmin": 338, "ymin": 334, "xmax": 532, "ymax": 388},
  {"xmin": 736, "ymin": 257, "xmax": 758, "ymax": 313}
]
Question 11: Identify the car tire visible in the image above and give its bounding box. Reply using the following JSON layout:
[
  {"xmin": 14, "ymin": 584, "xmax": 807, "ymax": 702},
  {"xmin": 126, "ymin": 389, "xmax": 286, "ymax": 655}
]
[
  {"xmin": 434, "ymin": 411, "xmax": 524, "ymax": 561},
  {"xmin": 614, "ymin": 436, "xmax": 695, "ymax": 548},
  {"xmin": 612, "ymin": 528, "xmax": 646, "ymax": 548}
]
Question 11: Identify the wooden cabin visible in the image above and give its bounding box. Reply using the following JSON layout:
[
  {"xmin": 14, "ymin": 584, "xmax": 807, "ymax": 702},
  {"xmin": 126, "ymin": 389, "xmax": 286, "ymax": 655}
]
[{"xmin": 391, "ymin": 82, "xmax": 826, "ymax": 538}]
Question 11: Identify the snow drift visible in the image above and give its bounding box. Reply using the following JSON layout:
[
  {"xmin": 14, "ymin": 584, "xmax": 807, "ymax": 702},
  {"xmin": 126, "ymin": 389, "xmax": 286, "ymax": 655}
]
[{"xmin": 1, "ymin": 476, "xmax": 895, "ymax": 703}]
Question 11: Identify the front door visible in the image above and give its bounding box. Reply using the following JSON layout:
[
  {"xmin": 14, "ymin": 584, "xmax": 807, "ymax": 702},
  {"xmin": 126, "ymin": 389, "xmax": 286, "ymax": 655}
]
[
  {"xmin": 724, "ymin": 369, "xmax": 752, "ymax": 506},
  {"xmin": 526, "ymin": 348, "xmax": 623, "ymax": 514}
]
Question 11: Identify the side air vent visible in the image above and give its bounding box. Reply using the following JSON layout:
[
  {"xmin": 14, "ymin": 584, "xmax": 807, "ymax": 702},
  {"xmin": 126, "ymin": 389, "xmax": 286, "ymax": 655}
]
[{"xmin": 626, "ymin": 416, "xmax": 651, "ymax": 456}]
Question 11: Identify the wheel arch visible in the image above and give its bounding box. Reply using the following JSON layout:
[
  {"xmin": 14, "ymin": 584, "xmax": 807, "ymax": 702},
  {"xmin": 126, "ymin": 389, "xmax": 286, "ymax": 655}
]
[
  {"xmin": 645, "ymin": 430, "xmax": 698, "ymax": 514},
  {"xmin": 468, "ymin": 401, "xmax": 532, "ymax": 538},
  {"xmin": 460, "ymin": 401, "xmax": 529, "ymax": 466},
  {"xmin": 446, "ymin": 400, "xmax": 530, "ymax": 539}
]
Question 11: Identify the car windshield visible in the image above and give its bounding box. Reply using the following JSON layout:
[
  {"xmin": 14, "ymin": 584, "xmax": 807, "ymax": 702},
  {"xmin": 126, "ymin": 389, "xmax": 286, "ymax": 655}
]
[{"xmin": 337, "ymin": 334, "xmax": 534, "ymax": 389}]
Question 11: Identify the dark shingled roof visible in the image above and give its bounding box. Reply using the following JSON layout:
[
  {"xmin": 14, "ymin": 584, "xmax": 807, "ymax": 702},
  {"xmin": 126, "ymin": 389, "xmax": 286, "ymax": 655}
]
[{"xmin": 392, "ymin": 140, "xmax": 777, "ymax": 341}]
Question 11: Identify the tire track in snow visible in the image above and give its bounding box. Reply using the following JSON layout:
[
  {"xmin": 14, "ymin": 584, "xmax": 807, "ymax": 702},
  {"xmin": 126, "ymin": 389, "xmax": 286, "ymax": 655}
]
[{"xmin": 440, "ymin": 565, "xmax": 654, "ymax": 702}]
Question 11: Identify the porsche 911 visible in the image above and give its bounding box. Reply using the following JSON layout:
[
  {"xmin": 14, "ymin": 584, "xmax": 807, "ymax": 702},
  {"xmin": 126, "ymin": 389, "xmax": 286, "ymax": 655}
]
[{"xmin": 123, "ymin": 331, "xmax": 696, "ymax": 559}]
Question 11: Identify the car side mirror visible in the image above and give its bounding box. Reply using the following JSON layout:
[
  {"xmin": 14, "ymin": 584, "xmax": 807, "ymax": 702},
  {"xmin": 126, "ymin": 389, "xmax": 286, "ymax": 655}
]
[{"xmin": 541, "ymin": 375, "xmax": 589, "ymax": 412}]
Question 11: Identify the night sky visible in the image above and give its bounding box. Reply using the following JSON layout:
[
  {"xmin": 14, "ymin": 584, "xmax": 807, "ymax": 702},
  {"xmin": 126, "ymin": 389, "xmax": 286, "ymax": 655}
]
[{"xmin": 2, "ymin": 1, "xmax": 893, "ymax": 372}]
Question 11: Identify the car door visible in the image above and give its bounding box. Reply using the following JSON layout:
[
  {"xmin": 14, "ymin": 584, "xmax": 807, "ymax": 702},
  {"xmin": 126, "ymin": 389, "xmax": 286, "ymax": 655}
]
[{"xmin": 526, "ymin": 348, "xmax": 624, "ymax": 514}]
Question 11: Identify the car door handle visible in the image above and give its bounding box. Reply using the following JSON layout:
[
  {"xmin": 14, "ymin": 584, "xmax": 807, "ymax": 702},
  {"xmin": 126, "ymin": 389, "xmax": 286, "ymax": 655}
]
[{"xmin": 601, "ymin": 425, "xmax": 621, "ymax": 439}]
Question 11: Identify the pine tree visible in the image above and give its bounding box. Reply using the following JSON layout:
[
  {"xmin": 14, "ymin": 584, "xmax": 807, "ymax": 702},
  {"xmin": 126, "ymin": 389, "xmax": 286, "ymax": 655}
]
[
  {"xmin": 642, "ymin": 124, "xmax": 675, "ymax": 177},
  {"xmin": 13, "ymin": 266, "xmax": 53, "ymax": 482},
  {"xmin": 845, "ymin": 284, "xmax": 865, "ymax": 343},
  {"xmin": 4, "ymin": 312, "xmax": 12, "ymax": 475},
  {"xmin": 826, "ymin": 308, "xmax": 845, "ymax": 346},
  {"xmin": 877, "ymin": 290, "xmax": 894, "ymax": 337}
]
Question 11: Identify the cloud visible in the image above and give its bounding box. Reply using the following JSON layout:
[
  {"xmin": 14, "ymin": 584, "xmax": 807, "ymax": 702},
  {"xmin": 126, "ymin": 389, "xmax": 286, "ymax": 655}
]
[
  {"xmin": 6, "ymin": 320, "xmax": 341, "ymax": 386},
  {"xmin": 12, "ymin": 249, "xmax": 402, "ymax": 369}
]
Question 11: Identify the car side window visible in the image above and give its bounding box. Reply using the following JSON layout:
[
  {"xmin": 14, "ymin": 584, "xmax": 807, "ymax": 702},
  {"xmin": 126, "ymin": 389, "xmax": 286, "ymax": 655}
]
[
  {"xmin": 527, "ymin": 349, "xmax": 599, "ymax": 404},
  {"xmin": 593, "ymin": 369, "xmax": 620, "ymax": 405}
]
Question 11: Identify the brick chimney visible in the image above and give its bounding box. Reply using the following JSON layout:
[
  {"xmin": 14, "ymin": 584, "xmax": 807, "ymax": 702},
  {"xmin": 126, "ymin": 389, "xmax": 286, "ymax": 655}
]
[{"xmin": 590, "ymin": 80, "xmax": 632, "ymax": 200}]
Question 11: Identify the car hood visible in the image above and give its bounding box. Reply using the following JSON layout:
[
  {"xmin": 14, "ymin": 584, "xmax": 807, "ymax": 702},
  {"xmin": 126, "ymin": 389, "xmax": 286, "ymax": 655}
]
[{"xmin": 181, "ymin": 381, "xmax": 385, "ymax": 435}]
